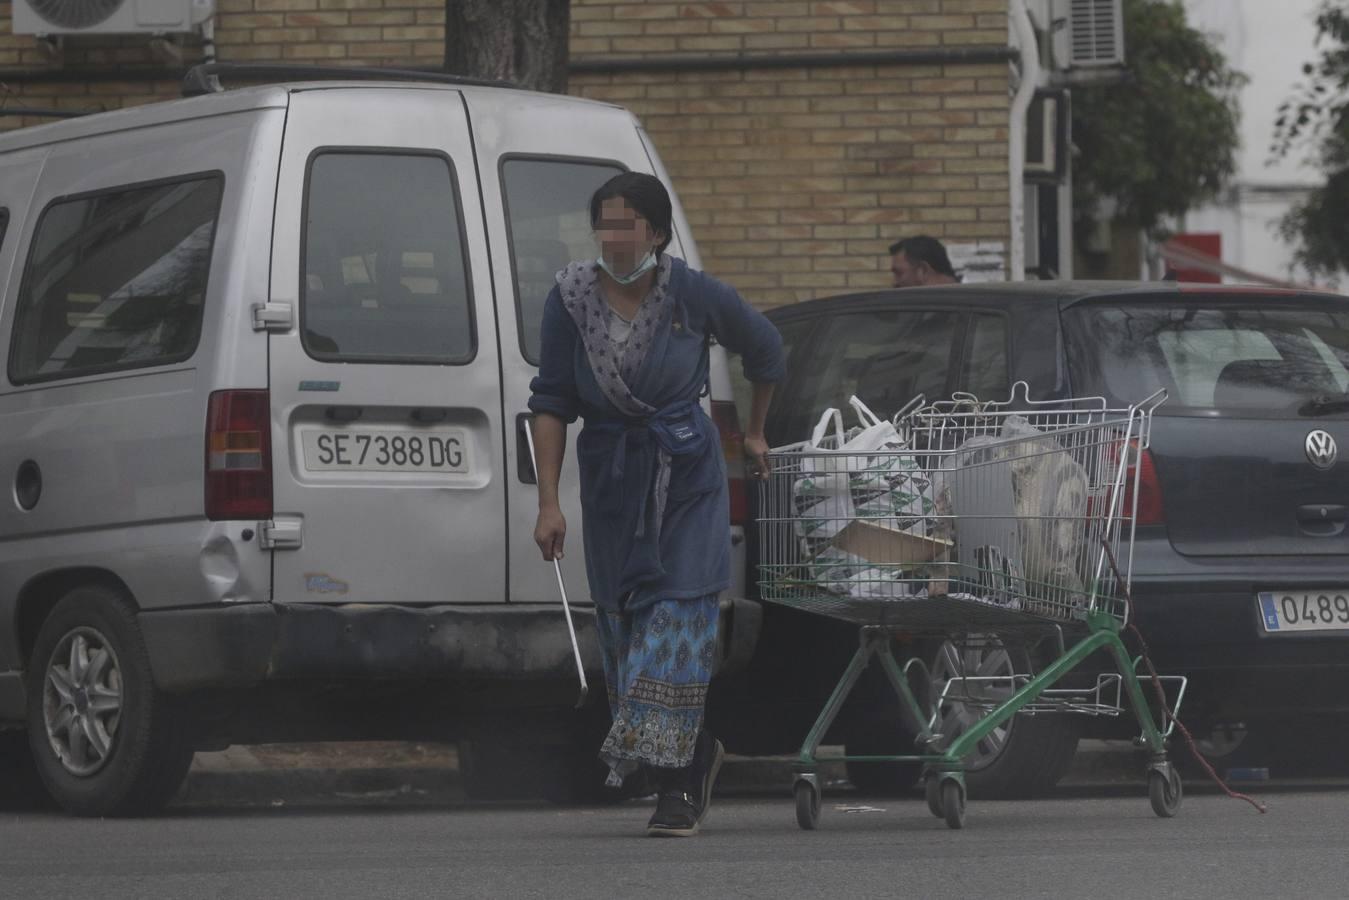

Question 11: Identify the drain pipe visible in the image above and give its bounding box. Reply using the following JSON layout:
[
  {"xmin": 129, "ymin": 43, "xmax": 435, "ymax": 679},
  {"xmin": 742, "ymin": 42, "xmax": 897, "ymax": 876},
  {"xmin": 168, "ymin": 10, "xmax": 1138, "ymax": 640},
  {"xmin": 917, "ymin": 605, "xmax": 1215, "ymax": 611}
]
[{"xmin": 1009, "ymin": 0, "xmax": 1040, "ymax": 282}]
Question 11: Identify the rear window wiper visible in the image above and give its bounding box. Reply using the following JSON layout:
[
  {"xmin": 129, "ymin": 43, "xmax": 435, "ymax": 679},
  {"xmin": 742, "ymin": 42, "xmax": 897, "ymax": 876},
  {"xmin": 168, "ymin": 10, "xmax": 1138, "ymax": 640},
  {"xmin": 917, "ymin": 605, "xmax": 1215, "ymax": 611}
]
[{"xmin": 1299, "ymin": 395, "xmax": 1349, "ymax": 416}]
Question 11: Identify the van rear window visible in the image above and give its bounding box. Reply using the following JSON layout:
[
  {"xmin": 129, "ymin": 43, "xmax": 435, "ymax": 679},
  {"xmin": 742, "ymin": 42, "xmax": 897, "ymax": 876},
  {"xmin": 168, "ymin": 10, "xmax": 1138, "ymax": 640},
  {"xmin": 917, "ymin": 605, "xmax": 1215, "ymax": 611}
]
[
  {"xmin": 8, "ymin": 174, "xmax": 222, "ymax": 384},
  {"xmin": 301, "ymin": 152, "xmax": 474, "ymax": 365},
  {"xmin": 1064, "ymin": 301, "xmax": 1349, "ymax": 416},
  {"xmin": 501, "ymin": 157, "xmax": 624, "ymax": 364}
]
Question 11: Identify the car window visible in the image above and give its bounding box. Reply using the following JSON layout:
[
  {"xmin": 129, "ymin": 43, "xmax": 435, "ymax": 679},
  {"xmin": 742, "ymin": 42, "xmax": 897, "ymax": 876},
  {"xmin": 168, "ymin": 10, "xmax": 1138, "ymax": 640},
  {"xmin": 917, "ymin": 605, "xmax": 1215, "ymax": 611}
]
[
  {"xmin": 9, "ymin": 175, "xmax": 222, "ymax": 384},
  {"xmin": 502, "ymin": 157, "xmax": 625, "ymax": 363},
  {"xmin": 1064, "ymin": 302, "xmax": 1349, "ymax": 415},
  {"xmin": 730, "ymin": 316, "xmax": 815, "ymax": 448},
  {"xmin": 961, "ymin": 312, "xmax": 1009, "ymax": 402},
  {"xmin": 302, "ymin": 152, "xmax": 474, "ymax": 365},
  {"xmin": 771, "ymin": 309, "xmax": 963, "ymax": 442}
]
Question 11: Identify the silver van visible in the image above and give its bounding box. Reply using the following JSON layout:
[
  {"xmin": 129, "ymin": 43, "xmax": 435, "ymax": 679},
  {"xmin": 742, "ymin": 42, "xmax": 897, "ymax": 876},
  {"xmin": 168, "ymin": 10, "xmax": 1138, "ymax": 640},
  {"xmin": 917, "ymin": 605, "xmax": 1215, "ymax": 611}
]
[{"xmin": 0, "ymin": 66, "xmax": 756, "ymax": 815}]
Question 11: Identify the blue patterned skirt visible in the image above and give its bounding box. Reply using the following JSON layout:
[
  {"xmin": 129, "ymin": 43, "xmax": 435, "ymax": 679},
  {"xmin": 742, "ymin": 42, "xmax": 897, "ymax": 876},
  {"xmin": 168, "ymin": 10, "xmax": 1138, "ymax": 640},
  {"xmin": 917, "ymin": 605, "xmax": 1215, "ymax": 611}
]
[{"xmin": 596, "ymin": 594, "xmax": 720, "ymax": 787}]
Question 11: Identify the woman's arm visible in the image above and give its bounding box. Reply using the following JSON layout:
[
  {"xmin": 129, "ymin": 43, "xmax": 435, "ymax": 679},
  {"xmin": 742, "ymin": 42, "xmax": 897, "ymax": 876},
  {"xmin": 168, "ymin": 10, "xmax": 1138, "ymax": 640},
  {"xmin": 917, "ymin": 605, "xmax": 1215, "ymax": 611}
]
[
  {"xmin": 527, "ymin": 288, "xmax": 581, "ymax": 561},
  {"xmin": 744, "ymin": 381, "xmax": 775, "ymax": 479},
  {"xmin": 695, "ymin": 271, "xmax": 785, "ymax": 477},
  {"xmin": 531, "ymin": 413, "xmax": 568, "ymax": 561}
]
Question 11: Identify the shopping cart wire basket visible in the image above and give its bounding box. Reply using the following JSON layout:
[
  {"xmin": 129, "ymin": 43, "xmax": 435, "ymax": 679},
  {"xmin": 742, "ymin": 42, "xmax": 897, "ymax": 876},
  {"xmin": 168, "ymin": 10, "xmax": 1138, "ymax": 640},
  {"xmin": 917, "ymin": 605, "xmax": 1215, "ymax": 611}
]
[{"xmin": 758, "ymin": 382, "xmax": 1187, "ymax": 829}]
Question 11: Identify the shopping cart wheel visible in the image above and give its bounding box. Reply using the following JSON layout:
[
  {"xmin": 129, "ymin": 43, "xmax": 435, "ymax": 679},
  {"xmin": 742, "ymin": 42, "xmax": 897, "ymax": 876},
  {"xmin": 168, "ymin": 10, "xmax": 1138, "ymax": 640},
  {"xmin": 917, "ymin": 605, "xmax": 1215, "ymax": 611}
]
[
  {"xmin": 940, "ymin": 779, "xmax": 966, "ymax": 830},
  {"xmin": 794, "ymin": 777, "xmax": 821, "ymax": 830},
  {"xmin": 923, "ymin": 775, "xmax": 943, "ymax": 818},
  {"xmin": 1148, "ymin": 765, "xmax": 1183, "ymax": 818}
]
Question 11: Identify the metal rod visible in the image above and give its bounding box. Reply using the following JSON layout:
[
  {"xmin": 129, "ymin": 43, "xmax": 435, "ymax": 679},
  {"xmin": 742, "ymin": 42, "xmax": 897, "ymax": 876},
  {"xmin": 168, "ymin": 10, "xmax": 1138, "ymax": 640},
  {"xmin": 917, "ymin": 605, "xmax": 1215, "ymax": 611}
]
[{"xmin": 521, "ymin": 416, "xmax": 589, "ymax": 710}]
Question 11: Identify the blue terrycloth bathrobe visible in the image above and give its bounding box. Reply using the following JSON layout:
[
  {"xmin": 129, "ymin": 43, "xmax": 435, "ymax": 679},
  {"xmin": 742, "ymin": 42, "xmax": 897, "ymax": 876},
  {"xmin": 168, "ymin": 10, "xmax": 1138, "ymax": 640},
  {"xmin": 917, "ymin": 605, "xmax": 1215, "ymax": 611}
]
[
  {"xmin": 528, "ymin": 255, "xmax": 784, "ymax": 779},
  {"xmin": 528, "ymin": 256, "xmax": 785, "ymax": 615}
]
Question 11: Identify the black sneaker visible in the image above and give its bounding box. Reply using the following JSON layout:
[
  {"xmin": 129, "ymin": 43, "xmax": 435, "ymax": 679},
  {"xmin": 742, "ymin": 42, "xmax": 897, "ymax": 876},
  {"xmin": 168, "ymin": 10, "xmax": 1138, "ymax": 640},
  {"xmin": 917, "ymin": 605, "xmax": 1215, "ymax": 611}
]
[
  {"xmin": 690, "ymin": 732, "xmax": 725, "ymax": 826},
  {"xmin": 646, "ymin": 790, "xmax": 702, "ymax": 837}
]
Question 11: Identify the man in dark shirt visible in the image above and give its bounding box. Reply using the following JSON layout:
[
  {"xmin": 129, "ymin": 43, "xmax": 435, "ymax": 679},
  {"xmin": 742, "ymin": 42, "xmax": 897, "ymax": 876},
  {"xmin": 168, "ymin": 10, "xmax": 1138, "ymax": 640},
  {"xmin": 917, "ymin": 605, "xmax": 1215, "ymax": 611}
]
[{"xmin": 889, "ymin": 235, "xmax": 960, "ymax": 287}]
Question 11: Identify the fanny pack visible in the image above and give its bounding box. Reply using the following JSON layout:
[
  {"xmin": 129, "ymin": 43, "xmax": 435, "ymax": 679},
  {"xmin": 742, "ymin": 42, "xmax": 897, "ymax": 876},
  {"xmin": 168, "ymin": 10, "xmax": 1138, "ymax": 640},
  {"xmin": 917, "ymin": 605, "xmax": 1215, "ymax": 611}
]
[{"xmin": 647, "ymin": 401, "xmax": 709, "ymax": 458}]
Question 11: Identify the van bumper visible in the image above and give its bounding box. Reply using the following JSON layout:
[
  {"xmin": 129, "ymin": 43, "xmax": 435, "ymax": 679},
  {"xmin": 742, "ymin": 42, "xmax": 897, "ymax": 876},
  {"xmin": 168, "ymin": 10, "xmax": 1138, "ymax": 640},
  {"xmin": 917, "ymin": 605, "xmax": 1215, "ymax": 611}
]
[{"xmin": 139, "ymin": 596, "xmax": 762, "ymax": 693}]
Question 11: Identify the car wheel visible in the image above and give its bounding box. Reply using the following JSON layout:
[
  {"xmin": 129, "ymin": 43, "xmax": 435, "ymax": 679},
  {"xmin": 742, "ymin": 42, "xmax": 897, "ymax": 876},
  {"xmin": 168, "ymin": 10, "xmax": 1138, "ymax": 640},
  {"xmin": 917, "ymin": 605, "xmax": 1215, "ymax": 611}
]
[
  {"xmin": 26, "ymin": 586, "xmax": 194, "ymax": 817},
  {"xmin": 927, "ymin": 636, "xmax": 1079, "ymax": 799}
]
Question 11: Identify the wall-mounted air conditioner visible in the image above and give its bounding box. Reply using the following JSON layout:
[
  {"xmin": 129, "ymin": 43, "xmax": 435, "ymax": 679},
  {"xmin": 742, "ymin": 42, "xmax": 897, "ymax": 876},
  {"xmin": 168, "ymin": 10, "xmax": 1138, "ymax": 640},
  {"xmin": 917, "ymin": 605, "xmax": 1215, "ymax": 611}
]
[
  {"xmin": 13, "ymin": 0, "xmax": 215, "ymax": 36},
  {"xmin": 1050, "ymin": 0, "xmax": 1125, "ymax": 69}
]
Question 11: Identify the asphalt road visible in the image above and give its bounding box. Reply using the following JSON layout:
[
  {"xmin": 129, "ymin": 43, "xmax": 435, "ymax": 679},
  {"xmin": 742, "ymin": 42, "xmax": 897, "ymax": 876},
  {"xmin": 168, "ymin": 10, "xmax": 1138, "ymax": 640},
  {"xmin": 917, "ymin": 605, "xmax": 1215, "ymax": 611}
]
[{"xmin": 2, "ymin": 784, "xmax": 1345, "ymax": 899}]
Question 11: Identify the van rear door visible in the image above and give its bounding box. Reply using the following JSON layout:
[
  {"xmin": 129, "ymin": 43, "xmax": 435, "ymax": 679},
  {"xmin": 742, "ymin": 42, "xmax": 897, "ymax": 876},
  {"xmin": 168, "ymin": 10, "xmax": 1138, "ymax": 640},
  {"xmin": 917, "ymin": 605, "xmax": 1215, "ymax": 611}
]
[
  {"xmin": 266, "ymin": 86, "xmax": 506, "ymax": 606},
  {"xmin": 465, "ymin": 93, "xmax": 692, "ymax": 606}
]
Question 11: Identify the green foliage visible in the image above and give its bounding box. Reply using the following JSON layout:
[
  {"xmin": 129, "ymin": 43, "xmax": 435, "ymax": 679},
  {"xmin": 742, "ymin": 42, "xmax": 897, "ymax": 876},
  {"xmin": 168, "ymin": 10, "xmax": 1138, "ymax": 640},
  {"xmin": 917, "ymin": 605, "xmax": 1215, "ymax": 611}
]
[
  {"xmin": 1072, "ymin": 0, "xmax": 1244, "ymax": 235},
  {"xmin": 1274, "ymin": 2, "xmax": 1349, "ymax": 280}
]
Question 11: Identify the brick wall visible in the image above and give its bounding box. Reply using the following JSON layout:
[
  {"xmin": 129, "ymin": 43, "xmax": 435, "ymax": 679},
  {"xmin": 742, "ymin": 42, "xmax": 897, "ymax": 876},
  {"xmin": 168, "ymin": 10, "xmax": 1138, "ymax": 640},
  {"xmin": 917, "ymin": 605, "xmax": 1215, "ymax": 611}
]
[
  {"xmin": 569, "ymin": 1, "xmax": 1011, "ymax": 304},
  {"xmin": 0, "ymin": 0, "xmax": 447, "ymax": 123},
  {"xmin": 0, "ymin": 0, "xmax": 1010, "ymax": 306}
]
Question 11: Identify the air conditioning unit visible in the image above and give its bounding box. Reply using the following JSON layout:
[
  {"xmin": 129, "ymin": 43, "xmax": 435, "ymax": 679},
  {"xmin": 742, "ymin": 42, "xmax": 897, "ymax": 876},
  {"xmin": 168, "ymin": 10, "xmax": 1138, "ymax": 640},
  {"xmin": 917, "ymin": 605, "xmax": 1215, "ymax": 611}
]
[
  {"xmin": 12, "ymin": 0, "xmax": 215, "ymax": 36},
  {"xmin": 1050, "ymin": 0, "xmax": 1125, "ymax": 68}
]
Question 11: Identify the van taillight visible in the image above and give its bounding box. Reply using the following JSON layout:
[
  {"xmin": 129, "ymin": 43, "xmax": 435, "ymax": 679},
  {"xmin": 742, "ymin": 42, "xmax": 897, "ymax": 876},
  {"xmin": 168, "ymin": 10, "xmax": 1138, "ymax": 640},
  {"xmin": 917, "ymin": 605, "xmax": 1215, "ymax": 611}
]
[
  {"xmin": 711, "ymin": 400, "xmax": 748, "ymax": 527},
  {"xmin": 206, "ymin": 390, "xmax": 272, "ymax": 521}
]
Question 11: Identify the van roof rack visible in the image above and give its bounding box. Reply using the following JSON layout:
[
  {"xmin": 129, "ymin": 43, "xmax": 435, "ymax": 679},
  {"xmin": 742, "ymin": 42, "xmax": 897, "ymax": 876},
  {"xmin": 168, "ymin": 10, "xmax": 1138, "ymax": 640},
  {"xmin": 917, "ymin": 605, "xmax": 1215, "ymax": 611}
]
[{"xmin": 182, "ymin": 63, "xmax": 516, "ymax": 98}]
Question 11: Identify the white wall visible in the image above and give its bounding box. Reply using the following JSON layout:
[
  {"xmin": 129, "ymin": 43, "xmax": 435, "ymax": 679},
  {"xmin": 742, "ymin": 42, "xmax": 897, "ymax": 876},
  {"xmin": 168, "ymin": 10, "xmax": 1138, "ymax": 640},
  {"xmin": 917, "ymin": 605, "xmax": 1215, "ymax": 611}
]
[{"xmin": 1180, "ymin": 0, "xmax": 1324, "ymax": 283}]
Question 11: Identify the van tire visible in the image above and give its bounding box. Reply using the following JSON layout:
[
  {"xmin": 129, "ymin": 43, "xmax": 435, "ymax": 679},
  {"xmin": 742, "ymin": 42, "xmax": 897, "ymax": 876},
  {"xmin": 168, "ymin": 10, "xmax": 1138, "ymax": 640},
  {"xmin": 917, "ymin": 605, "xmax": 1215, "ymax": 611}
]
[{"xmin": 25, "ymin": 586, "xmax": 194, "ymax": 817}]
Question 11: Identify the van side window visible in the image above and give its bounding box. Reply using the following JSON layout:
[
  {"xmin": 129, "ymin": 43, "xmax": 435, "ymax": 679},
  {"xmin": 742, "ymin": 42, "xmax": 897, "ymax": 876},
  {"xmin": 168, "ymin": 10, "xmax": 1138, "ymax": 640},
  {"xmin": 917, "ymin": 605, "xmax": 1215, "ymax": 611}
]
[
  {"xmin": 8, "ymin": 176, "xmax": 222, "ymax": 384},
  {"xmin": 302, "ymin": 152, "xmax": 474, "ymax": 365},
  {"xmin": 0, "ymin": 209, "xmax": 10, "ymax": 250},
  {"xmin": 501, "ymin": 157, "xmax": 624, "ymax": 363}
]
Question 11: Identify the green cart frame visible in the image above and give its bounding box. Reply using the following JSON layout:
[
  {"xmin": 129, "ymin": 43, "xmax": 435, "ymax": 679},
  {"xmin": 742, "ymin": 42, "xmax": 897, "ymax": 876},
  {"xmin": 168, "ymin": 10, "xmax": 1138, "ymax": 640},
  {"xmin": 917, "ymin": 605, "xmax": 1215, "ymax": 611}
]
[{"xmin": 758, "ymin": 384, "xmax": 1183, "ymax": 829}]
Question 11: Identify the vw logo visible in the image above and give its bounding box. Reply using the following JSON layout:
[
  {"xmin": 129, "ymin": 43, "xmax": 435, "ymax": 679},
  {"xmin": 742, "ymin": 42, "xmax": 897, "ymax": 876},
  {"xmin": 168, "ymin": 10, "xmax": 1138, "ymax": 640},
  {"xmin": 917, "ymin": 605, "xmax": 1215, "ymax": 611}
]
[{"xmin": 1306, "ymin": 430, "xmax": 1338, "ymax": 470}]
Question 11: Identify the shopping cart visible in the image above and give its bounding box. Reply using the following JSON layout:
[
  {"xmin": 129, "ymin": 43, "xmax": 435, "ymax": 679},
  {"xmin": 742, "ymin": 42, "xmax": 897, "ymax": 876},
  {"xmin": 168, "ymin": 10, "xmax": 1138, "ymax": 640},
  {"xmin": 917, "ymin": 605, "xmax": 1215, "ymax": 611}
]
[{"xmin": 758, "ymin": 382, "xmax": 1185, "ymax": 829}]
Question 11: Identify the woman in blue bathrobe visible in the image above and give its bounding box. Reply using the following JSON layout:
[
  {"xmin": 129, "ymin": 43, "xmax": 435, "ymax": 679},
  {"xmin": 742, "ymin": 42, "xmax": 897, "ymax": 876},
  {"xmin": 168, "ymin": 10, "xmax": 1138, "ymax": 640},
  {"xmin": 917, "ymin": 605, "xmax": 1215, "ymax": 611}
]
[{"xmin": 528, "ymin": 173, "xmax": 784, "ymax": 837}]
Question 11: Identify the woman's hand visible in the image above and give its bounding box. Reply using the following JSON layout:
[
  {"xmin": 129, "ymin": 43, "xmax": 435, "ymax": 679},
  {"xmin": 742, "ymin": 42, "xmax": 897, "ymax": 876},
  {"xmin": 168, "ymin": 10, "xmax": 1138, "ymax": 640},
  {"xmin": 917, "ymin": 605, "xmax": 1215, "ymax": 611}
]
[
  {"xmin": 744, "ymin": 433, "xmax": 770, "ymax": 480},
  {"xmin": 535, "ymin": 505, "xmax": 567, "ymax": 561}
]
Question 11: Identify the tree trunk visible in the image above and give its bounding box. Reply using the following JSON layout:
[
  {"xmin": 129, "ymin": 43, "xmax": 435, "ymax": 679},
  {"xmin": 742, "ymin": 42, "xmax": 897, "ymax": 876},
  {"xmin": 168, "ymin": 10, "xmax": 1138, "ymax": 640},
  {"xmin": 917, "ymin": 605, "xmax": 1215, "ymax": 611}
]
[{"xmin": 444, "ymin": 0, "xmax": 571, "ymax": 94}]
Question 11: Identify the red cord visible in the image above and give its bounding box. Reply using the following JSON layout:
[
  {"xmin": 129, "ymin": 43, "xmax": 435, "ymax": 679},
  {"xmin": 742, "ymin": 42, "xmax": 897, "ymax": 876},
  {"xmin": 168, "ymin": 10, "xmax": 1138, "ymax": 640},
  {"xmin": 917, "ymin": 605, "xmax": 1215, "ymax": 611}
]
[{"xmin": 1101, "ymin": 540, "xmax": 1268, "ymax": 814}]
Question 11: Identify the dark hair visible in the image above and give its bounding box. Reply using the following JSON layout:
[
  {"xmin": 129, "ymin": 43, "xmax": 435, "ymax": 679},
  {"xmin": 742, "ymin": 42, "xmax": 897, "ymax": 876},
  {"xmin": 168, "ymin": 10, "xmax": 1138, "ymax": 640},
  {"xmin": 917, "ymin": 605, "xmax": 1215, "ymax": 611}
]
[
  {"xmin": 888, "ymin": 235, "xmax": 958, "ymax": 279},
  {"xmin": 590, "ymin": 172, "xmax": 674, "ymax": 256}
]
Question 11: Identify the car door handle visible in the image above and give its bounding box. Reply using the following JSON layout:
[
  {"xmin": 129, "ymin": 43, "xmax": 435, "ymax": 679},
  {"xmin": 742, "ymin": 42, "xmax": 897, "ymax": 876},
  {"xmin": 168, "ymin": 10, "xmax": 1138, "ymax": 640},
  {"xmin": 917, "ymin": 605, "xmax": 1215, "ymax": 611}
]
[
  {"xmin": 1297, "ymin": 504, "xmax": 1346, "ymax": 537},
  {"xmin": 1298, "ymin": 504, "xmax": 1346, "ymax": 522}
]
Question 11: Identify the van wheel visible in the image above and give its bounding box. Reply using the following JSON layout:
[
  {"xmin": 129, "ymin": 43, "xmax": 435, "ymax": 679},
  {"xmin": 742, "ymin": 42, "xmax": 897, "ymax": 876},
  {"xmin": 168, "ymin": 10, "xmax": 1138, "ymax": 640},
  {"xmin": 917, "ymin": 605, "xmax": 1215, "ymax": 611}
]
[{"xmin": 26, "ymin": 586, "xmax": 194, "ymax": 817}]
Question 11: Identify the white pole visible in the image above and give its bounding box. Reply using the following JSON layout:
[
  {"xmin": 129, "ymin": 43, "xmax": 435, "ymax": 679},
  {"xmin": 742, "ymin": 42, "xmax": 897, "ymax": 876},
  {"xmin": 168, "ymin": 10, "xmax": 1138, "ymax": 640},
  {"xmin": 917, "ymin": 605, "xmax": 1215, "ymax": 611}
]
[{"xmin": 1009, "ymin": 0, "xmax": 1042, "ymax": 282}]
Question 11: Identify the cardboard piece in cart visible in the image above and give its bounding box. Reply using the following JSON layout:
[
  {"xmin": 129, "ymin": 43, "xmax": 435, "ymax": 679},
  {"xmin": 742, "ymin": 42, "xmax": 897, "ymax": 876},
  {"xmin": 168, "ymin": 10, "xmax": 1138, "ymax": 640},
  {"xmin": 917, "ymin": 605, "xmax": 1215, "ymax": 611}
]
[{"xmin": 831, "ymin": 521, "xmax": 953, "ymax": 595}]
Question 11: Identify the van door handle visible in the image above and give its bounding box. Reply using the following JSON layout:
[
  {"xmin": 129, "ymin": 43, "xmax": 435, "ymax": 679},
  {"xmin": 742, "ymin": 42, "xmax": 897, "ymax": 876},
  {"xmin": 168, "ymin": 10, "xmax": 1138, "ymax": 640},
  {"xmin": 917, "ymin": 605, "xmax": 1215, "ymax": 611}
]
[
  {"xmin": 412, "ymin": 408, "xmax": 448, "ymax": 424},
  {"xmin": 324, "ymin": 406, "xmax": 362, "ymax": 423},
  {"xmin": 1297, "ymin": 504, "xmax": 1346, "ymax": 536},
  {"xmin": 516, "ymin": 413, "xmax": 537, "ymax": 484}
]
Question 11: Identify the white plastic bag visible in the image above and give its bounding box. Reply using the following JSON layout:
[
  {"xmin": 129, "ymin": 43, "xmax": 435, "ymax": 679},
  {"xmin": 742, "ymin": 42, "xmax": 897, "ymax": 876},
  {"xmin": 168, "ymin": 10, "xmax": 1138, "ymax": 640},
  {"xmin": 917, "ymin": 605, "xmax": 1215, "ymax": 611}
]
[
  {"xmin": 844, "ymin": 397, "xmax": 933, "ymax": 536},
  {"xmin": 790, "ymin": 399, "xmax": 935, "ymax": 599},
  {"xmin": 1001, "ymin": 416, "xmax": 1089, "ymax": 598}
]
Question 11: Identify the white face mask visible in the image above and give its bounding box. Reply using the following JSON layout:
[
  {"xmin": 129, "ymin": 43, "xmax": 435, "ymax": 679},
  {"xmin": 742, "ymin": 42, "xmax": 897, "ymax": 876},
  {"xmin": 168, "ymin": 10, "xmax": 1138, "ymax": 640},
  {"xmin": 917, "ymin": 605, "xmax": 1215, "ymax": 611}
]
[{"xmin": 598, "ymin": 250, "xmax": 658, "ymax": 285}]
